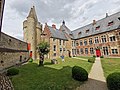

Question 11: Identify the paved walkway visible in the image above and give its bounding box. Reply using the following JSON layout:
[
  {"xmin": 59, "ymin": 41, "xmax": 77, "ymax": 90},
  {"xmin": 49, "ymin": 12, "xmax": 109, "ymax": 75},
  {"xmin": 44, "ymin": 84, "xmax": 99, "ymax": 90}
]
[{"xmin": 76, "ymin": 57, "xmax": 108, "ymax": 90}]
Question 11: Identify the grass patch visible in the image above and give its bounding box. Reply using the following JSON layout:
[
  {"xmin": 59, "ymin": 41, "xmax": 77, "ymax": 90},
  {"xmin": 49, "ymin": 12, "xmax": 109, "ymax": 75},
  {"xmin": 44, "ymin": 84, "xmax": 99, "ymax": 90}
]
[
  {"xmin": 76, "ymin": 56, "xmax": 92, "ymax": 59},
  {"xmin": 10, "ymin": 57, "xmax": 92, "ymax": 90},
  {"xmin": 101, "ymin": 58, "xmax": 120, "ymax": 78}
]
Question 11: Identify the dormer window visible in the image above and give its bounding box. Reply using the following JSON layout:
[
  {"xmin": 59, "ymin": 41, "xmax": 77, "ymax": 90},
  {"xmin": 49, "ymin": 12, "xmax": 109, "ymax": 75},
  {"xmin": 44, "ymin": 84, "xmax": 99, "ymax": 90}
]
[
  {"xmin": 69, "ymin": 34, "xmax": 73, "ymax": 36},
  {"xmin": 86, "ymin": 29, "xmax": 89, "ymax": 33},
  {"xmin": 78, "ymin": 32, "xmax": 81, "ymax": 35},
  {"xmin": 118, "ymin": 17, "xmax": 120, "ymax": 20},
  {"xmin": 95, "ymin": 26, "xmax": 100, "ymax": 30},
  {"xmin": 108, "ymin": 21, "xmax": 114, "ymax": 26}
]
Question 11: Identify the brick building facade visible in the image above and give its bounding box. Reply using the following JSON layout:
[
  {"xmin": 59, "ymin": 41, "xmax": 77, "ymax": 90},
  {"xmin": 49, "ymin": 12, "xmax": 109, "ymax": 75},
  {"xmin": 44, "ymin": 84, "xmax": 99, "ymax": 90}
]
[{"xmin": 24, "ymin": 7, "xmax": 120, "ymax": 59}]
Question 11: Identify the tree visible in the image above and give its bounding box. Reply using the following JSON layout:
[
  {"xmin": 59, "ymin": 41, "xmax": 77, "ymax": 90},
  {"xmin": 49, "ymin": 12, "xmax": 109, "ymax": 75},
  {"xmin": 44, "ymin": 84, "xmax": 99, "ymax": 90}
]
[{"xmin": 37, "ymin": 41, "xmax": 50, "ymax": 66}]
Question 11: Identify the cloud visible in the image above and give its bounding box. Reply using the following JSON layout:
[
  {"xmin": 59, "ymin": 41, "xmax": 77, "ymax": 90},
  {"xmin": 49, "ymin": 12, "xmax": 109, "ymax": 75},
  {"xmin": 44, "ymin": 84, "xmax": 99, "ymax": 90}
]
[{"xmin": 2, "ymin": 0, "xmax": 120, "ymax": 40}]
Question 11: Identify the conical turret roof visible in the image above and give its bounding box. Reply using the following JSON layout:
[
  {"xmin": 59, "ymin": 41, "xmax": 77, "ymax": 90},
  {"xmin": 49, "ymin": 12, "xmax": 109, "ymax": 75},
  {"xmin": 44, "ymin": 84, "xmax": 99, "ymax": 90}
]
[{"xmin": 27, "ymin": 6, "xmax": 38, "ymax": 21}]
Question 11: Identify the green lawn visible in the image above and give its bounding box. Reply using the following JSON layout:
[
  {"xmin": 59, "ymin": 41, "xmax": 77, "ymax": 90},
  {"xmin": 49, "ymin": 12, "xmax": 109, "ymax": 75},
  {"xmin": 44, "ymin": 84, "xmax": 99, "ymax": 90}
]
[
  {"xmin": 101, "ymin": 58, "xmax": 120, "ymax": 78},
  {"xmin": 76, "ymin": 56, "xmax": 92, "ymax": 59},
  {"xmin": 10, "ymin": 57, "xmax": 92, "ymax": 90}
]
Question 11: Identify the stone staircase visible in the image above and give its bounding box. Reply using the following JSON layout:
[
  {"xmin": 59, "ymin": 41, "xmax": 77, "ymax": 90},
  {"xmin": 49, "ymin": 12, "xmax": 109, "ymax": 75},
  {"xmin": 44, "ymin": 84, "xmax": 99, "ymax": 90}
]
[{"xmin": 0, "ymin": 73, "xmax": 14, "ymax": 90}]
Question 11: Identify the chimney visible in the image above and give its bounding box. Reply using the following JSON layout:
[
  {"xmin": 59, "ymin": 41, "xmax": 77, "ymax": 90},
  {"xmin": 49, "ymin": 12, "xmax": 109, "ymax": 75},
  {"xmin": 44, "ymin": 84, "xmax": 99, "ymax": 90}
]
[
  {"xmin": 52, "ymin": 24, "xmax": 56, "ymax": 29},
  {"xmin": 106, "ymin": 13, "xmax": 108, "ymax": 18},
  {"xmin": 93, "ymin": 20, "xmax": 96, "ymax": 25}
]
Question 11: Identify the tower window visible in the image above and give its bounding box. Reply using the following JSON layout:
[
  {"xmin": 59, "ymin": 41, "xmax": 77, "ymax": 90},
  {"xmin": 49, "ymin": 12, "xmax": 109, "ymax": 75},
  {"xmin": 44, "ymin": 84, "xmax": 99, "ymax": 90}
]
[{"xmin": 9, "ymin": 39, "xmax": 11, "ymax": 42}]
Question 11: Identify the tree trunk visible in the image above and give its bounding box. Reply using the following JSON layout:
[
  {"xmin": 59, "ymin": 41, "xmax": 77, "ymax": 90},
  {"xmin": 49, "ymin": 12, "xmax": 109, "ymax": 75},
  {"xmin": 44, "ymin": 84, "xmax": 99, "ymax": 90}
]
[{"xmin": 39, "ymin": 54, "xmax": 44, "ymax": 66}]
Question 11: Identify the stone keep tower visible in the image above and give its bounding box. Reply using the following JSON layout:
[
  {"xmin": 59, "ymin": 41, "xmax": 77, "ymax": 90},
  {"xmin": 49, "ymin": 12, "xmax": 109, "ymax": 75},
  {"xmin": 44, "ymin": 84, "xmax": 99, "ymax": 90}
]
[{"xmin": 23, "ymin": 6, "xmax": 42, "ymax": 60}]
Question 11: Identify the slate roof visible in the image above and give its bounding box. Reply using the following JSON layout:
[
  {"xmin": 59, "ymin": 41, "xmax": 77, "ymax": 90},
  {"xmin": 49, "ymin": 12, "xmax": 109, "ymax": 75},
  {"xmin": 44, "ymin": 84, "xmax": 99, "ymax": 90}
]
[
  {"xmin": 48, "ymin": 26, "xmax": 67, "ymax": 40},
  {"xmin": 47, "ymin": 11, "xmax": 120, "ymax": 40},
  {"xmin": 60, "ymin": 24, "xmax": 72, "ymax": 34},
  {"xmin": 72, "ymin": 11, "xmax": 120, "ymax": 39}
]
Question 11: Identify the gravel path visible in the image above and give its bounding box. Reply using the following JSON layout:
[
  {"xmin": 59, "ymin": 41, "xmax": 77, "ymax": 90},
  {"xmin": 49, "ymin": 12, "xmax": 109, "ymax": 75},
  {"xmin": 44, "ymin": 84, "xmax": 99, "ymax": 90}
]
[{"xmin": 76, "ymin": 57, "xmax": 108, "ymax": 90}]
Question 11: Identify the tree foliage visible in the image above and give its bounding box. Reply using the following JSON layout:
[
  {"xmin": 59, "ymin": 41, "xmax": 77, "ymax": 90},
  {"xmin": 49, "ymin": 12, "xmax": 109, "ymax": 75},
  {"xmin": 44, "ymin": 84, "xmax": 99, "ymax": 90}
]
[{"xmin": 37, "ymin": 41, "xmax": 50, "ymax": 66}]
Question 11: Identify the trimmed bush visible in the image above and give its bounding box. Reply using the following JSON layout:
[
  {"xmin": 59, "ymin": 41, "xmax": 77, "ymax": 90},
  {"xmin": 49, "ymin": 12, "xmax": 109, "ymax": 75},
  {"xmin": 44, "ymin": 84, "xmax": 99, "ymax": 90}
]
[
  {"xmin": 72, "ymin": 66, "xmax": 88, "ymax": 81},
  {"xmin": 29, "ymin": 58, "xmax": 33, "ymax": 62},
  {"xmin": 7, "ymin": 68, "xmax": 19, "ymax": 76},
  {"xmin": 93, "ymin": 55, "xmax": 96, "ymax": 57},
  {"xmin": 100, "ymin": 56, "xmax": 104, "ymax": 58},
  {"xmin": 107, "ymin": 72, "xmax": 120, "ymax": 90},
  {"xmin": 88, "ymin": 58, "xmax": 95, "ymax": 63}
]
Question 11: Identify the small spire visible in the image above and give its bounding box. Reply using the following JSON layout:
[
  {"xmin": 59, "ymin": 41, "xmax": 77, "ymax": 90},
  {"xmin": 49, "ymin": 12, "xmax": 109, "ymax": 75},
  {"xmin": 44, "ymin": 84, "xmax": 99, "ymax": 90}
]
[
  {"xmin": 27, "ymin": 6, "xmax": 38, "ymax": 21},
  {"xmin": 62, "ymin": 20, "xmax": 65, "ymax": 25}
]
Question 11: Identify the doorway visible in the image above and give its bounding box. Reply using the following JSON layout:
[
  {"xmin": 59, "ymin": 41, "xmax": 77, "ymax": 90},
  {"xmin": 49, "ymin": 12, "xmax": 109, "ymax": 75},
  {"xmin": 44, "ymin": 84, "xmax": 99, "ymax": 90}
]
[{"xmin": 96, "ymin": 49, "xmax": 101, "ymax": 57}]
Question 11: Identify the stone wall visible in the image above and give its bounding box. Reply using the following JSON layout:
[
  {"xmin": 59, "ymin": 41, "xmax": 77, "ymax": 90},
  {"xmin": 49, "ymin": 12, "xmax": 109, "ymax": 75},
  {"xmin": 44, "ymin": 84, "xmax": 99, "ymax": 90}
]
[
  {"xmin": 0, "ymin": 32, "xmax": 28, "ymax": 50},
  {"xmin": 0, "ymin": 32, "xmax": 29, "ymax": 71}
]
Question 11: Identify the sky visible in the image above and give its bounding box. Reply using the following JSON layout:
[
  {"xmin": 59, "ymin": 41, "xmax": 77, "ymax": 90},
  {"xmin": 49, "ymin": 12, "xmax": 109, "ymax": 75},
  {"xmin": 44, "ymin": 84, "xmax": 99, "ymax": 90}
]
[{"xmin": 2, "ymin": 0, "xmax": 120, "ymax": 40}]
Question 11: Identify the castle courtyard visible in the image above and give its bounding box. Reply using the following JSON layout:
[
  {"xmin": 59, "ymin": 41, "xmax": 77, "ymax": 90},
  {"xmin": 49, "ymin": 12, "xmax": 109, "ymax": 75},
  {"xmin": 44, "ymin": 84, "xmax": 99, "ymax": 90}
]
[{"xmin": 0, "ymin": 0, "xmax": 120, "ymax": 90}]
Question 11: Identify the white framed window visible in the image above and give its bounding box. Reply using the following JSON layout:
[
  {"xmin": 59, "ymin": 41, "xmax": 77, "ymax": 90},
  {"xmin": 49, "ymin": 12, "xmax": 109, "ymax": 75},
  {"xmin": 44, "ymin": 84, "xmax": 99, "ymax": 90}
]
[
  {"xmin": 84, "ymin": 39, "xmax": 87, "ymax": 45},
  {"xmin": 89, "ymin": 38, "xmax": 93, "ymax": 45},
  {"xmin": 85, "ymin": 48, "xmax": 88, "ymax": 54},
  {"xmin": 80, "ymin": 40, "xmax": 83, "ymax": 46},
  {"xmin": 101, "ymin": 35, "xmax": 107, "ymax": 43},
  {"xmin": 80, "ymin": 48, "xmax": 84, "ymax": 54},
  {"xmin": 111, "ymin": 49, "xmax": 118, "ymax": 54},
  {"xmin": 109, "ymin": 36, "xmax": 116, "ymax": 42},
  {"xmin": 95, "ymin": 37, "xmax": 99, "ymax": 43},
  {"xmin": 53, "ymin": 45, "xmax": 56, "ymax": 51},
  {"xmin": 90, "ymin": 48, "xmax": 94, "ymax": 54}
]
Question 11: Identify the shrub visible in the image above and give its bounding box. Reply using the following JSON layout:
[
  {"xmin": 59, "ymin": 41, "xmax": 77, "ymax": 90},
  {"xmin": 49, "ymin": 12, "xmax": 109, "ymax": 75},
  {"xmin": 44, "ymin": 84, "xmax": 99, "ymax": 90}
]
[
  {"xmin": 100, "ymin": 56, "xmax": 104, "ymax": 58},
  {"xmin": 72, "ymin": 66, "xmax": 88, "ymax": 81},
  {"xmin": 7, "ymin": 68, "xmax": 19, "ymax": 76},
  {"xmin": 29, "ymin": 58, "xmax": 33, "ymax": 62},
  {"xmin": 88, "ymin": 58, "xmax": 95, "ymax": 63},
  {"xmin": 93, "ymin": 55, "xmax": 96, "ymax": 57},
  {"xmin": 107, "ymin": 72, "xmax": 120, "ymax": 90}
]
